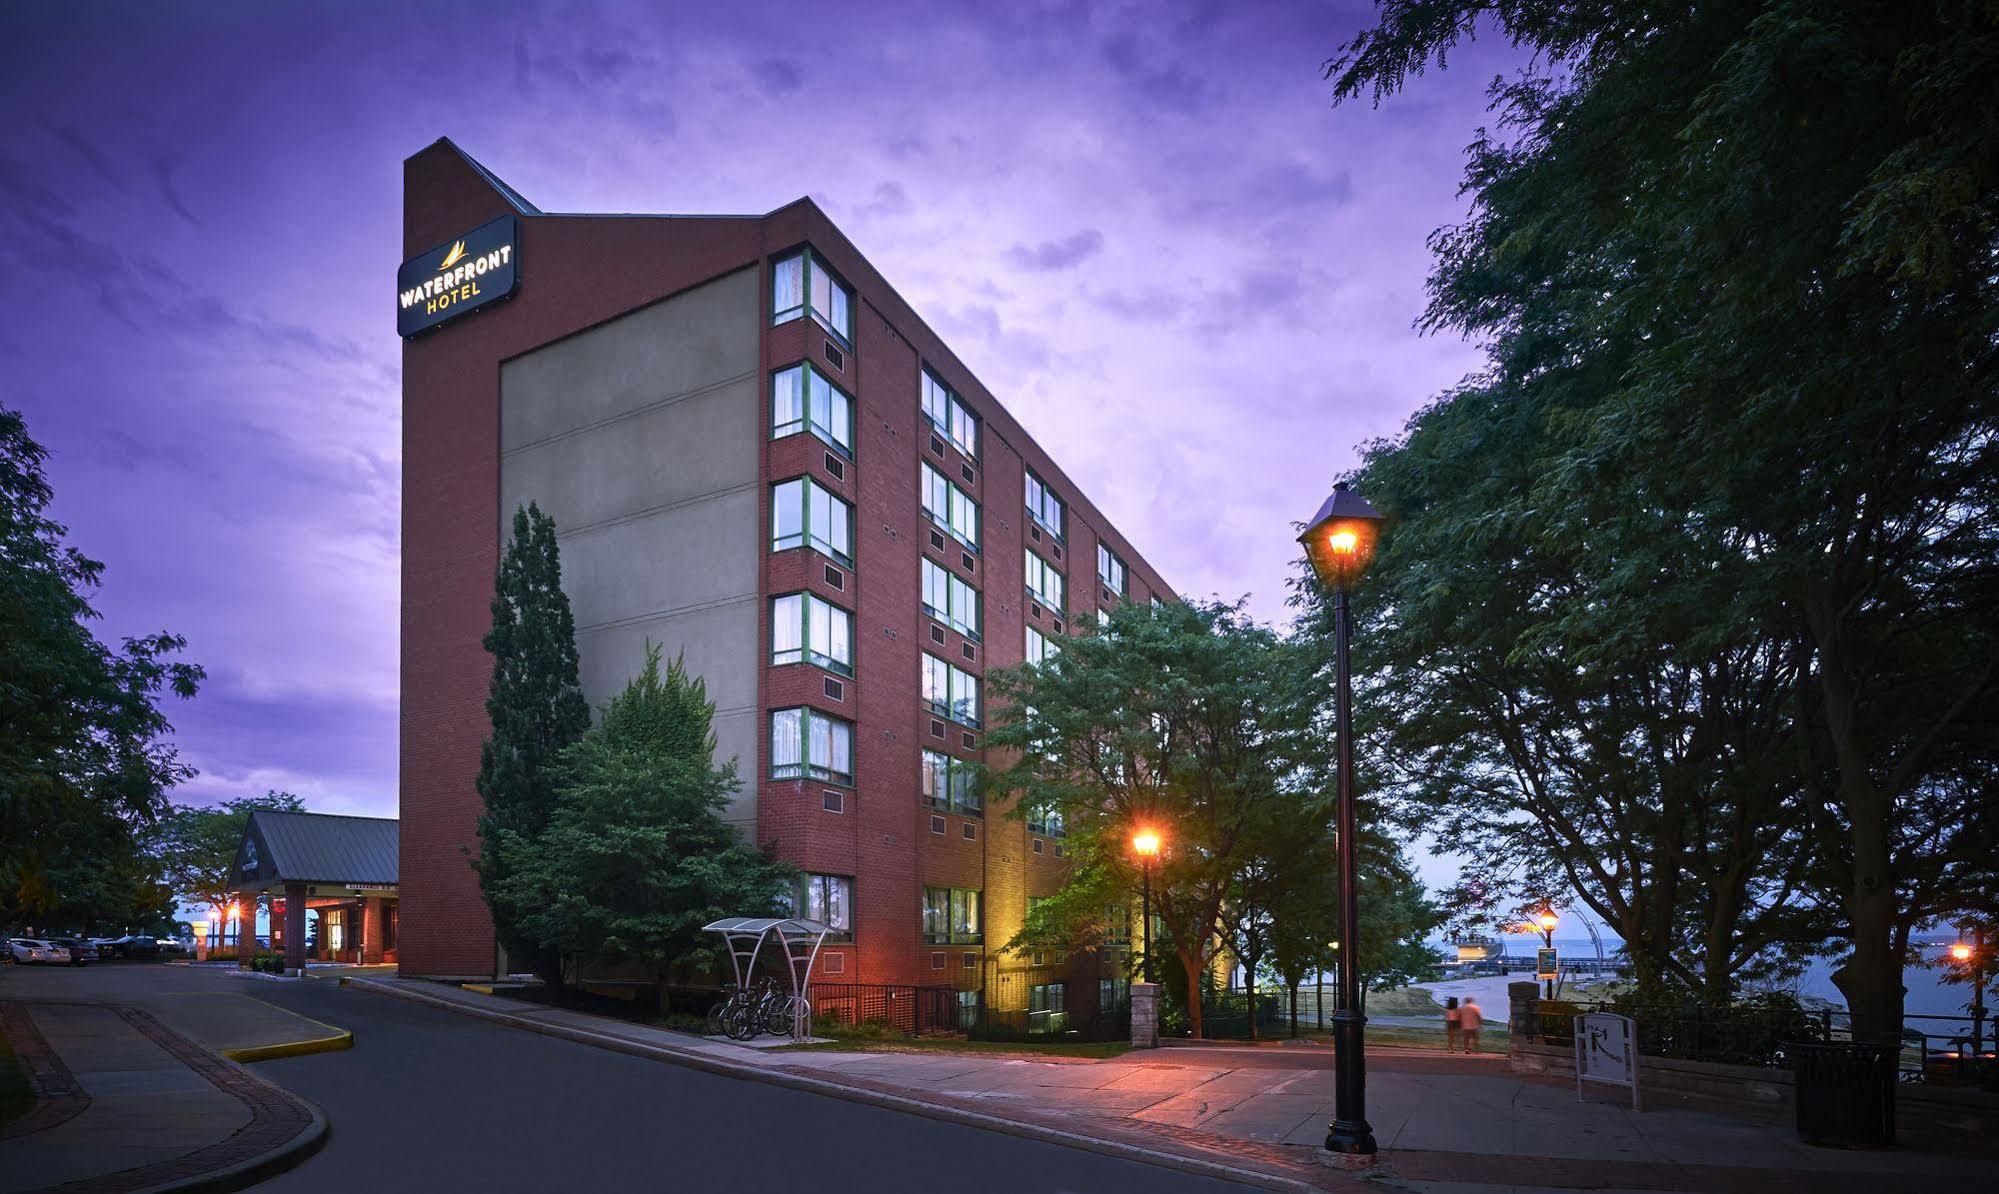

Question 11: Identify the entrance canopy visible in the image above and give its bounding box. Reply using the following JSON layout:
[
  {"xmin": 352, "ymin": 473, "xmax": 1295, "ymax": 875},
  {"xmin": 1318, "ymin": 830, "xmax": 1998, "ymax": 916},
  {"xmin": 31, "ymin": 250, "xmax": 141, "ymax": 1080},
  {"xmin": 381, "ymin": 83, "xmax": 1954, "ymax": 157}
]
[{"xmin": 231, "ymin": 810, "xmax": 398, "ymax": 901}]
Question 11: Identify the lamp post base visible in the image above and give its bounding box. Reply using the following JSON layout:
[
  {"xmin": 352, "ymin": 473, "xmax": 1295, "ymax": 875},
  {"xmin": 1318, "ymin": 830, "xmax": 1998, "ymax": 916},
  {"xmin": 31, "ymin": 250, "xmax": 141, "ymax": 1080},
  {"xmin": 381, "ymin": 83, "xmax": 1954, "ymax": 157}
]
[{"xmin": 1315, "ymin": 1145, "xmax": 1378, "ymax": 1170}]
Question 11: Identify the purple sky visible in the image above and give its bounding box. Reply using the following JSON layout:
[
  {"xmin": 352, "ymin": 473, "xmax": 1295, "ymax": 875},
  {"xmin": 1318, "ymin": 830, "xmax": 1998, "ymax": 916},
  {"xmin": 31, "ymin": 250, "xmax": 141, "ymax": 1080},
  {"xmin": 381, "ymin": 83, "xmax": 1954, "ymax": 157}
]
[{"xmin": 2, "ymin": 2, "xmax": 1512, "ymax": 842}]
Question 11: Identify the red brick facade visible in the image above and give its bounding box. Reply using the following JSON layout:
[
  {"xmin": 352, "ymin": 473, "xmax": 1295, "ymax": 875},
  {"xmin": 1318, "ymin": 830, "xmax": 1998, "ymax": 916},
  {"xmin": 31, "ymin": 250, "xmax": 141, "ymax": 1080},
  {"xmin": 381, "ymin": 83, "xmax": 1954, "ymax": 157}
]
[{"xmin": 399, "ymin": 139, "xmax": 1173, "ymax": 998}]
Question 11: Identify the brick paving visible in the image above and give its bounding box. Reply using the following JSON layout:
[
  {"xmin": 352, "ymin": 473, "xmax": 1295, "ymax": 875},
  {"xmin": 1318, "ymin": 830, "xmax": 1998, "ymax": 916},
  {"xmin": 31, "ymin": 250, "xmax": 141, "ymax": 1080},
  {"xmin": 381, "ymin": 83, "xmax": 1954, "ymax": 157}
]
[
  {"xmin": 9, "ymin": 1002, "xmax": 321, "ymax": 1194},
  {"xmin": 0, "ymin": 1001, "xmax": 90, "ymax": 1139}
]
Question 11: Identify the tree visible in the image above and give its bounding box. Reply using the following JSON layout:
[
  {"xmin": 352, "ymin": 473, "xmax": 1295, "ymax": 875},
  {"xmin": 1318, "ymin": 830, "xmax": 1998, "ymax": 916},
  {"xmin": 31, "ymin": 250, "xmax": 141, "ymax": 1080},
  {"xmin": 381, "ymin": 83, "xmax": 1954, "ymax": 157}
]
[
  {"xmin": 473, "ymin": 502, "xmax": 590, "ymax": 981},
  {"xmin": 987, "ymin": 599, "xmax": 1296, "ymax": 1039},
  {"xmin": 491, "ymin": 646, "xmax": 792, "ymax": 1009},
  {"xmin": 157, "ymin": 791, "xmax": 305, "ymax": 926},
  {"xmin": 1329, "ymin": 2, "xmax": 1999, "ymax": 1038},
  {"xmin": 1, "ymin": 406, "xmax": 202, "ymax": 930}
]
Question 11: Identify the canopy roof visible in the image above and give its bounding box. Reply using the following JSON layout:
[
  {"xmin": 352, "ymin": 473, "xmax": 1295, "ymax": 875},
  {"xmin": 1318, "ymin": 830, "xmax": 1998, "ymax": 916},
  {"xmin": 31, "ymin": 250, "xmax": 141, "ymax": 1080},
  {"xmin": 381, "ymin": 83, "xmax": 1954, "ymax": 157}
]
[
  {"xmin": 701, "ymin": 917, "xmax": 831, "ymax": 936},
  {"xmin": 234, "ymin": 810, "xmax": 398, "ymax": 890}
]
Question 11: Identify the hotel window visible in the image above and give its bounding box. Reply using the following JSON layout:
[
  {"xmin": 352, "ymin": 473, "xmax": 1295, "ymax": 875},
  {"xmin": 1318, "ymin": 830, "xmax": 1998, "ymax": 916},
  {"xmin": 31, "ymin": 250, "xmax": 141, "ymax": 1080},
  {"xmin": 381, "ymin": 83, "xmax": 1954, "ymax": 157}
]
[
  {"xmin": 1028, "ymin": 982, "xmax": 1067, "ymax": 1033},
  {"xmin": 922, "ymin": 749, "xmax": 981, "ymax": 817},
  {"xmin": 769, "ymin": 707, "xmax": 853, "ymax": 784},
  {"xmin": 921, "ymin": 368, "xmax": 979, "ymax": 458},
  {"xmin": 1028, "ymin": 805, "xmax": 1065, "ymax": 839},
  {"xmin": 1103, "ymin": 904, "xmax": 1130, "ymax": 947},
  {"xmin": 770, "ymin": 593, "xmax": 853, "ymax": 676},
  {"xmin": 920, "ymin": 558, "xmax": 981, "ymax": 641},
  {"xmin": 1024, "ymin": 548, "xmax": 1064, "ymax": 611},
  {"xmin": 771, "ymin": 363, "xmax": 853, "ymax": 458},
  {"xmin": 1099, "ymin": 978, "xmax": 1130, "ymax": 1011},
  {"xmin": 1025, "ymin": 625, "xmax": 1059, "ymax": 667},
  {"xmin": 922, "ymin": 886, "xmax": 982, "ymax": 945},
  {"xmin": 783, "ymin": 873, "xmax": 853, "ymax": 941},
  {"xmin": 771, "ymin": 247, "xmax": 853, "ymax": 344},
  {"xmin": 771, "ymin": 477, "xmax": 852, "ymax": 566},
  {"xmin": 1097, "ymin": 543, "xmax": 1128, "ymax": 597},
  {"xmin": 1024, "ymin": 470, "xmax": 1065, "ymax": 540},
  {"xmin": 921, "ymin": 653, "xmax": 981, "ymax": 728},
  {"xmin": 920, "ymin": 462, "xmax": 980, "ymax": 551}
]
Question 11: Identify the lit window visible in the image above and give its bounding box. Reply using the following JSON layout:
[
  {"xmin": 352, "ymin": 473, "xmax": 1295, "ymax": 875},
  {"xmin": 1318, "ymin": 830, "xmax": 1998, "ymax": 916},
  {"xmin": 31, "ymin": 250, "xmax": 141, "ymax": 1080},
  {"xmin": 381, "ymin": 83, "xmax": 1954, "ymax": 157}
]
[
  {"xmin": 770, "ymin": 707, "xmax": 853, "ymax": 784},
  {"xmin": 921, "ymin": 368, "xmax": 979, "ymax": 458},
  {"xmin": 921, "ymin": 462, "xmax": 981, "ymax": 551},
  {"xmin": 922, "ymin": 886, "xmax": 982, "ymax": 945},
  {"xmin": 1025, "ymin": 625, "xmax": 1059, "ymax": 667},
  {"xmin": 771, "ymin": 477, "xmax": 852, "ymax": 566},
  {"xmin": 771, "ymin": 363, "xmax": 853, "ymax": 458},
  {"xmin": 1024, "ymin": 548, "xmax": 1064, "ymax": 611},
  {"xmin": 920, "ymin": 558, "xmax": 980, "ymax": 641},
  {"xmin": 1097, "ymin": 543, "xmax": 1127, "ymax": 597},
  {"xmin": 1028, "ymin": 982, "xmax": 1067, "ymax": 1033},
  {"xmin": 1028, "ymin": 806, "xmax": 1065, "ymax": 838},
  {"xmin": 770, "ymin": 593, "xmax": 853, "ymax": 676},
  {"xmin": 1024, "ymin": 470, "xmax": 1065, "ymax": 540},
  {"xmin": 771, "ymin": 247, "xmax": 853, "ymax": 343},
  {"xmin": 782, "ymin": 873, "xmax": 853, "ymax": 941},
  {"xmin": 921, "ymin": 653, "xmax": 981, "ymax": 728},
  {"xmin": 922, "ymin": 749, "xmax": 981, "ymax": 816}
]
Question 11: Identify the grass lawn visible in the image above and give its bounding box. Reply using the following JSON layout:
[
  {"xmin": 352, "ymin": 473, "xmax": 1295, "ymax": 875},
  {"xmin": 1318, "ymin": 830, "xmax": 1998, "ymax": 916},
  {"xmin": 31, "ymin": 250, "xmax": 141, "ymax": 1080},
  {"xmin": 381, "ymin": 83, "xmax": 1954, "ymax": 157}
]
[
  {"xmin": 0, "ymin": 1029, "xmax": 36, "ymax": 1131},
  {"xmin": 775, "ymin": 1036, "xmax": 1133, "ymax": 1060}
]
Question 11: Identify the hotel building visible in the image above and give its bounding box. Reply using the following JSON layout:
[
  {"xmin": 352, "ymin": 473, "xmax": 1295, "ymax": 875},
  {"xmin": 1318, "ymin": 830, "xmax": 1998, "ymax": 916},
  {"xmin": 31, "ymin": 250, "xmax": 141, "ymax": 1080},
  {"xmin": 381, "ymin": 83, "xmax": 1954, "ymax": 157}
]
[{"xmin": 398, "ymin": 139, "xmax": 1173, "ymax": 1026}]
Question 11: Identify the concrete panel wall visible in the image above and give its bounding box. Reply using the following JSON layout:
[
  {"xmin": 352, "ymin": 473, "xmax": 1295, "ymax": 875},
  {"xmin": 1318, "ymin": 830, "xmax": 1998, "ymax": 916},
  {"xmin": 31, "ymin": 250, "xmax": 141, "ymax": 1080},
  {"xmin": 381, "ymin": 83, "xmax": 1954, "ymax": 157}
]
[{"xmin": 500, "ymin": 265, "xmax": 762, "ymax": 831}]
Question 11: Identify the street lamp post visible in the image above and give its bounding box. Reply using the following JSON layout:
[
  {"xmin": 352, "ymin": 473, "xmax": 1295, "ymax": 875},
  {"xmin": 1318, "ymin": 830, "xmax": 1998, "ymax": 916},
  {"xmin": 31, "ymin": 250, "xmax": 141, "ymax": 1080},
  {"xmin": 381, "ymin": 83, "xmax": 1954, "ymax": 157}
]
[
  {"xmin": 1536, "ymin": 909, "xmax": 1560, "ymax": 999},
  {"xmin": 1299, "ymin": 481, "xmax": 1384, "ymax": 1163},
  {"xmin": 1950, "ymin": 931, "xmax": 1988, "ymax": 1065},
  {"xmin": 1133, "ymin": 829, "xmax": 1161, "ymax": 985}
]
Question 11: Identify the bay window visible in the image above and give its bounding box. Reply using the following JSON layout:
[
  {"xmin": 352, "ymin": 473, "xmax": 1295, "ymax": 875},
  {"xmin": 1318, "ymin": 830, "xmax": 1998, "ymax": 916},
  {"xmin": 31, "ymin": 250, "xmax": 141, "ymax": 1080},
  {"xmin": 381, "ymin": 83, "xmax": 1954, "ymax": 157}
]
[
  {"xmin": 771, "ymin": 592, "xmax": 853, "ymax": 675},
  {"xmin": 771, "ymin": 246, "xmax": 853, "ymax": 343},
  {"xmin": 769, "ymin": 707, "xmax": 853, "ymax": 784},
  {"xmin": 771, "ymin": 477, "xmax": 852, "ymax": 566},
  {"xmin": 771, "ymin": 363, "xmax": 853, "ymax": 458}
]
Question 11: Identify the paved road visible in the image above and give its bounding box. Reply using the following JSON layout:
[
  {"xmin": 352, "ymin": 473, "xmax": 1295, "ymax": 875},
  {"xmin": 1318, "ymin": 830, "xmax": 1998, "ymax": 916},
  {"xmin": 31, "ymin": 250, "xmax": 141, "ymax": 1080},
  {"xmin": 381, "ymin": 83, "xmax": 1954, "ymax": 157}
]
[{"xmin": 249, "ymin": 978, "xmax": 1260, "ymax": 1193}]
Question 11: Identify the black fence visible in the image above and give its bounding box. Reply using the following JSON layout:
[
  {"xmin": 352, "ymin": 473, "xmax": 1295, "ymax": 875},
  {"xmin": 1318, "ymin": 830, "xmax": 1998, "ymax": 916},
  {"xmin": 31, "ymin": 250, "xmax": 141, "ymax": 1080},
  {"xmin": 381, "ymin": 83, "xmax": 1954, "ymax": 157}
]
[
  {"xmin": 1196, "ymin": 990, "xmax": 1285, "ymax": 1040},
  {"xmin": 811, "ymin": 983, "xmax": 964, "ymax": 1037}
]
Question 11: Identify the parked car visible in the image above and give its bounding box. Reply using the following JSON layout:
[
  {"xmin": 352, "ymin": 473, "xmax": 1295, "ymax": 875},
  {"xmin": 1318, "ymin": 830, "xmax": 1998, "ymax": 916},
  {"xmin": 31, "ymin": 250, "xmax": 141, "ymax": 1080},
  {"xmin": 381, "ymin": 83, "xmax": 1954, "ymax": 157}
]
[
  {"xmin": 97, "ymin": 934, "xmax": 160, "ymax": 959},
  {"xmin": 6, "ymin": 939, "xmax": 71, "ymax": 965},
  {"xmin": 49, "ymin": 937, "xmax": 99, "ymax": 965}
]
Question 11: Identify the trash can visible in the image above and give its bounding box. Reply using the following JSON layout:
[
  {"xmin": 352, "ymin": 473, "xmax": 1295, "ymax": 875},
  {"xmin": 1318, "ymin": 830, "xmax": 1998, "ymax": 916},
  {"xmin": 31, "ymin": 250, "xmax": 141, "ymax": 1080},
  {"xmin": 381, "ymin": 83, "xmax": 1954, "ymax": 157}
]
[{"xmin": 1791, "ymin": 1041, "xmax": 1897, "ymax": 1147}]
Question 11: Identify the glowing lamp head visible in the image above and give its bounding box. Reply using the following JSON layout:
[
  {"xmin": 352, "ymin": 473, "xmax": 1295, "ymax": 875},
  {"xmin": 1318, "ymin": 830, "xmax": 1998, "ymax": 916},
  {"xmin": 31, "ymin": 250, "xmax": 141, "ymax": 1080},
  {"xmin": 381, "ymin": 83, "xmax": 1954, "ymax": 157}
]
[
  {"xmin": 1132, "ymin": 829, "xmax": 1162, "ymax": 859},
  {"xmin": 227, "ymin": 902, "xmax": 241, "ymax": 919},
  {"xmin": 1537, "ymin": 911, "xmax": 1559, "ymax": 932},
  {"xmin": 1950, "ymin": 943, "xmax": 1975, "ymax": 964},
  {"xmin": 1299, "ymin": 482, "xmax": 1384, "ymax": 592}
]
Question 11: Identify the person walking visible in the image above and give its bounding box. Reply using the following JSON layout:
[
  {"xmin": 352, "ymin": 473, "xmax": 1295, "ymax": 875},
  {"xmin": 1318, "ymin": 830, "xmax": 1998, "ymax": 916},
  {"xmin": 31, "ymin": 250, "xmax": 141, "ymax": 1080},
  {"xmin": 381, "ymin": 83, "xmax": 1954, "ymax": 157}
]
[
  {"xmin": 1459, "ymin": 995, "xmax": 1484, "ymax": 1053},
  {"xmin": 1443, "ymin": 996, "xmax": 1461, "ymax": 1052}
]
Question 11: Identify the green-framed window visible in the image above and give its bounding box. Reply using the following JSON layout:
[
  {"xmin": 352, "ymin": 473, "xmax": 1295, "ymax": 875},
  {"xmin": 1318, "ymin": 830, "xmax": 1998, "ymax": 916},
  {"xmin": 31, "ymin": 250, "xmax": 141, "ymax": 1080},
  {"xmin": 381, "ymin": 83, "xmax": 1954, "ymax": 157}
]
[
  {"xmin": 771, "ymin": 477, "xmax": 852, "ymax": 566},
  {"xmin": 770, "ymin": 707, "xmax": 853, "ymax": 784},
  {"xmin": 771, "ymin": 592, "xmax": 853, "ymax": 676},
  {"xmin": 771, "ymin": 363, "xmax": 854, "ymax": 458},
  {"xmin": 1025, "ymin": 624, "xmax": 1059, "ymax": 666},
  {"xmin": 921, "ymin": 462, "xmax": 980, "ymax": 551},
  {"xmin": 1024, "ymin": 548, "xmax": 1064, "ymax": 611},
  {"xmin": 920, "ymin": 557, "xmax": 980, "ymax": 641},
  {"xmin": 771, "ymin": 246, "xmax": 853, "ymax": 344},
  {"xmin": 1027, "ymin": 805, "xmax": 1065, "ymax": 838},
  {"xmin": 922, "ymin": 886, "xmax": 982, "ymax": 945},
  {"xmin": 922, "ymin": 749, "xmax": 981, "ymax": 816},
  {"xmin": 1024, "ymin": 470, "xmax": 1065, "ymax": 540},
  {"xmin": 921, "ymin": 367, "xmax": 979, "ymax": 458},
  {"xmin": 1097, "ymin": 543, "xmax": 1128, "ymax": 597},
  {"xmin": 782, "ymin": 873, "xmax": 853, "ymax": 941},
  {"xmin": 921, "ymin": 653, "xmax": 981, "ymax": 727}
]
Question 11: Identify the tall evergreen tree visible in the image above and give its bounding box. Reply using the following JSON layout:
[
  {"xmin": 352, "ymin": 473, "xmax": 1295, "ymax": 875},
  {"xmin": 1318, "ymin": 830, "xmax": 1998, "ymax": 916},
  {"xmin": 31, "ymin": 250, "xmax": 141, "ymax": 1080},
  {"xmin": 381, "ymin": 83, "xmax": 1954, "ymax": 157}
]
[
  {"xmin": 474, "ymin": 502, "xmax": 589, "ymax": 979},
  {"xmin": 491, "ymin": 644, "xmax": 792, "ymax": 1008}
]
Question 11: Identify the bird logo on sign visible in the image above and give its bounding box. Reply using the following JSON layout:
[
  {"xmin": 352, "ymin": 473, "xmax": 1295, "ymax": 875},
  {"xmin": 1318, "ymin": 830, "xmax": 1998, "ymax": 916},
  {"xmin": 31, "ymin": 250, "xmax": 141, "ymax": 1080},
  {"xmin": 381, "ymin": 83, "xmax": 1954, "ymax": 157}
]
[{"xmin": 436, "ymin": 241, "xmax": 468, "ymax": 272}]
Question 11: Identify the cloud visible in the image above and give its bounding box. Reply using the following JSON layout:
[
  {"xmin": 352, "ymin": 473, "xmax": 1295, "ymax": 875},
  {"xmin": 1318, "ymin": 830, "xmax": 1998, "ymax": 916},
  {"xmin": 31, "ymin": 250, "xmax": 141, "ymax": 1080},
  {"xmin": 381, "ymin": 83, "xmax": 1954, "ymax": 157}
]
[
  {"xmin": 747, "ymin": 56, "xmax": 803, "ymax": 97},
  {"xmin": 1007, "ymin": 228, "xmax": 1105, "ymax": 271}
]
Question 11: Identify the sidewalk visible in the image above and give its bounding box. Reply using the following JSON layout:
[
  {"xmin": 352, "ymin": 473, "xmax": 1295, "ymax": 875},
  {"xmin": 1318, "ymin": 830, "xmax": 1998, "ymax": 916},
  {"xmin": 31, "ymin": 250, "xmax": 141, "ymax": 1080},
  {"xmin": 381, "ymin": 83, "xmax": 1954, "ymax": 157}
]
[
  {"xmin": 0, "ymin": 999, "xmax": 324, "ymax": 1193},
  {"xmin": 352, "ymin": 976, "xmax": 1999, "ymax": 1192}
]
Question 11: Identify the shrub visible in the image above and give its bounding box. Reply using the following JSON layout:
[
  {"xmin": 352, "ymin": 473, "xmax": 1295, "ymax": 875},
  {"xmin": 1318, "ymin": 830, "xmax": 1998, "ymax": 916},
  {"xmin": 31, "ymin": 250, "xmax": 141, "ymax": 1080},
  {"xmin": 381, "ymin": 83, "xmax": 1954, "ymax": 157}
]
[{"xmin": 249, "ymin": 951, "xmax": 285, "ymax": 974}]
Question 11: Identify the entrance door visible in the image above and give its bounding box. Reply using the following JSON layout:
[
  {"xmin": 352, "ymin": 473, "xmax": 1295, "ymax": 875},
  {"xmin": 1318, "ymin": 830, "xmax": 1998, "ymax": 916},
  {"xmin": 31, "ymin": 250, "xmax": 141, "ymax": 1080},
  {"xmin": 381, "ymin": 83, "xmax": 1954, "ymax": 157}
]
[{"xmin": 325, "ymin": 908, "xmax": 346, "ymax": 956}]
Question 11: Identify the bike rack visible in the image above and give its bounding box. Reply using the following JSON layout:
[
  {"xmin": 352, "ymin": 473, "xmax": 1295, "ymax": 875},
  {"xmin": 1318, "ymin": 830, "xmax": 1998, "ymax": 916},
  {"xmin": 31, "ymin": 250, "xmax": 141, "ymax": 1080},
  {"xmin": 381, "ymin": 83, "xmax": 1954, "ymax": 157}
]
[{"xmin": 701, "ymin": 917, "xmax": 832, "ymax": 1041}]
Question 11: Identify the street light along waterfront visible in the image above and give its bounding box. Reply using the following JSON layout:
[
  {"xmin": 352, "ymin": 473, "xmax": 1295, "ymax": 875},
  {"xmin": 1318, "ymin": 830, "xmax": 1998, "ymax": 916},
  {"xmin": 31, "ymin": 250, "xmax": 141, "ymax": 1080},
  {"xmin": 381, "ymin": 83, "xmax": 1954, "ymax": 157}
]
[
  {"xmin": 1132, "ymin": 828, "xmax": 1161, "ymax": 984},
  {"xmin": 1299, "ymin": 480, "xmax": 1384, "ymax": 1163}
]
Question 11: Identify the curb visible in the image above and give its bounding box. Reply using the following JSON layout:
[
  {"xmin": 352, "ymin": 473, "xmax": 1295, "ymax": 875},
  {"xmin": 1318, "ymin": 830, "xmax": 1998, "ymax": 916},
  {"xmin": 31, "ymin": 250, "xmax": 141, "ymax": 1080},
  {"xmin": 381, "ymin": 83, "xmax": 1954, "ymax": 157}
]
[
  {"xmin": 220, "ymin": 1028, "xmax": 353, "ymax": 1064},
  {"xmin": 345, "ymin": 977, "xmax": 1333, "ymax": 1192},
  {"xmin": 134, "ymin": 1067, "xmax": 328, "ymax": 1194}
]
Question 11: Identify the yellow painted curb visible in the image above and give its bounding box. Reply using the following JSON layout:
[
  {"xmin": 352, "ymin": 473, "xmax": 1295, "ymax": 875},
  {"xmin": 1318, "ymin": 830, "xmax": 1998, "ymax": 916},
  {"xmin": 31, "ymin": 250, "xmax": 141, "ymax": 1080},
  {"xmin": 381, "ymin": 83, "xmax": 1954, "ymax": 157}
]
[
  {"xmin": 459, "ymin": 983, "xmax": 497, "ymax": 995},
  {"xmin": 223, "ymin": 999, "xmax": 355, "ymax": 1063}
]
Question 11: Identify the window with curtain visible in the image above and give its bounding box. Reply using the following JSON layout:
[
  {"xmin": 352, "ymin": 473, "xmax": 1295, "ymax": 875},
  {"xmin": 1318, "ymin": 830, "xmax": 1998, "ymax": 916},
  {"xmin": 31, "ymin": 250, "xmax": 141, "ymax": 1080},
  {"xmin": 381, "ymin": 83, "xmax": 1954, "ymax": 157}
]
[
  {"xmin": 770, "ymin": 363, "xmax": 853, "ymax": 458},
  {"xmin": 921, "ymin": 749, "xmax": 981, "ymax": 816},
  {"xmin": 1097, "ymin": 543, "xmax": 1128, "ymax": 596},
  {"xmin": 920, "ymin": 368, "xmax": 979, "ymax": 458},
  {"xmin": 1025, "ymin": 625, "xmax": 1059, "ymax": 666},
  {"xmin": 771, "ymin": 247, "xmax": 852, "ymax": 343},
  {"xmin": 769, "ymin": 707, "xmax": 853, "ymax": 784},
  {"xmin": 1024, "ymin": 470, "xmax": 1065, "ymax": 539},
  {"xmin": 783, "ymin": 873, "xmax": 853, "ymax": 941},
  {"xmin": 920, "ymin": 462, "xmax": 980, "ymax": 551},
  {"xmin": 770, "ymin": 593, "xmax": 852, "ymax": 675},
  {"xmin": 922, "ymin": 887, "xmax": 982, "ymax": 945},
  {"xmin": 1025, "ymin": 548, "xmax": 1064, "ymax": 611},
  {"xmin": 920, "ymin": 558, "xmax": 980, "ymax": 640},
  {"xmin": 771, "ymin": 477, "xmax": 852, "ymax": 565}
]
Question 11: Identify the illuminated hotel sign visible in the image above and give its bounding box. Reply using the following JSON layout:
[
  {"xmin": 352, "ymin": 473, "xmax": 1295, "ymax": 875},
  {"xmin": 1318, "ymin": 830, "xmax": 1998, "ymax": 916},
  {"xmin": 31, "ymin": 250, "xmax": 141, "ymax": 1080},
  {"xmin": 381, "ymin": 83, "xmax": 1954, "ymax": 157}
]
[{"xmin": 397, "ymin": 214, "xmax": 519, "ymax": 337}]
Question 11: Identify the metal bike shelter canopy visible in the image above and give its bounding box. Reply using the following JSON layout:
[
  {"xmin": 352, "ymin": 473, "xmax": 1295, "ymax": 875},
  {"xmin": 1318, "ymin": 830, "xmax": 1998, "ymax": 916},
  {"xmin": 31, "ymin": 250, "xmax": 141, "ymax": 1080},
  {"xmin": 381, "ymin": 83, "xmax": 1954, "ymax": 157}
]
[{"xmin": 701, "ymin": 917, "xmax": 832, "ymax": 1039}]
